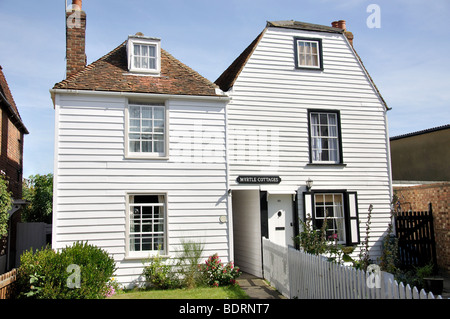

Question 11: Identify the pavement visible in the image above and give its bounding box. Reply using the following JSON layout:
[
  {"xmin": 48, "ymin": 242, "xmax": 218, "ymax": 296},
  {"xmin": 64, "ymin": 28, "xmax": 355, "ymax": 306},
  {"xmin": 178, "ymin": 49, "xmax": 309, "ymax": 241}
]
[{"xmin": 236, "ymin": 272, "xmax": 287, "ymax": 299}]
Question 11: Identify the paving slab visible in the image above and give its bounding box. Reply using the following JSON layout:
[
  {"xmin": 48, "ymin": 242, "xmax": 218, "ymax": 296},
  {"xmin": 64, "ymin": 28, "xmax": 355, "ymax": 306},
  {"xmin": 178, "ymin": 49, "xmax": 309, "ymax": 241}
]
[{"xmin": 237, "ymin": 272, "xmax": 287, "ymax": 299}]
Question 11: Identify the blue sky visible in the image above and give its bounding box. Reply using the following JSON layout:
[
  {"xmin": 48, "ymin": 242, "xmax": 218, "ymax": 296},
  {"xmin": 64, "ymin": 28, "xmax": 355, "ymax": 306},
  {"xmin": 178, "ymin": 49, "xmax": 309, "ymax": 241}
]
[{"xmin": 0, "ymin": 0, "xmax": 449, "ymax": 177}]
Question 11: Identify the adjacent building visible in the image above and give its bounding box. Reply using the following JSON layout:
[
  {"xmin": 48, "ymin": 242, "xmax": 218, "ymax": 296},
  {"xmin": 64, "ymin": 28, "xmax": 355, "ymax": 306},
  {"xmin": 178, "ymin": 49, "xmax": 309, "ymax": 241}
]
[{"xmin": 0, "ymin": 65, "xmax": 29, "ymax": 272}]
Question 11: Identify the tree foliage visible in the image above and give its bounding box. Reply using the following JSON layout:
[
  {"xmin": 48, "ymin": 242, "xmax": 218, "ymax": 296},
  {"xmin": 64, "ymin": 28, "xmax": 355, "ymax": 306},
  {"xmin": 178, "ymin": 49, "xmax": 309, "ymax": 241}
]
[
  {"xmin": 22, "ymin": 174, "xmax": 53, "ymax": 223},
  {"xmin": 0, "ymin": 173, "xmax": 13, "ymax": 237}
]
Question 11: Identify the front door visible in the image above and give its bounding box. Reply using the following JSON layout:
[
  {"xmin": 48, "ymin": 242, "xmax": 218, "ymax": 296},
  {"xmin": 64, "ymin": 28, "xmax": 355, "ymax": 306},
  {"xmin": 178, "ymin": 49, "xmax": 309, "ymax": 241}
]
[{"xmin": 267, "ymin": 194, "xmax": 294, "ymax": 247}]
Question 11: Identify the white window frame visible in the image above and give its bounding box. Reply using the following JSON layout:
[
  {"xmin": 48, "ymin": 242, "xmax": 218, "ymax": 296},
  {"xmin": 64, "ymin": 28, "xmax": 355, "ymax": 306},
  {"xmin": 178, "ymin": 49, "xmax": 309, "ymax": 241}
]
[
  {"xmin": 126, "ymin": 193, "xmax": 168, "ymax": 259},
  {"xmin": 309, "ymin": 111, "xmax": 341, "ymax": 164},
  {"xmin": 127, "ymin": 36, "xmax": 161, "ymax": 75},
  {"xmin": 313, "ymin": 193, "xmax": 346, "ymax": 244},
  {"xmin": 125, "ymin": 102, "xmax": 168, "ymax": 159},
  {"xmin": 303, "ymin": 191, "xmax": 360, "ymax": 246},
  {"xmin": 294, "ymin": 37, "xmax": 323, "ymax": 70}
]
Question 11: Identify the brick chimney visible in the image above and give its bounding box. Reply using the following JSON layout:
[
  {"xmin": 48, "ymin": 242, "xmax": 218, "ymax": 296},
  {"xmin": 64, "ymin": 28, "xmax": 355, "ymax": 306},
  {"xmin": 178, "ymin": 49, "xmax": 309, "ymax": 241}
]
[
  {"xmin": 66, "ymin": 0, "xmax": 87, "ymax": 78},
  {"xmin": 331, "ymin": 20, "xmax": 354, "ymax": 47}
]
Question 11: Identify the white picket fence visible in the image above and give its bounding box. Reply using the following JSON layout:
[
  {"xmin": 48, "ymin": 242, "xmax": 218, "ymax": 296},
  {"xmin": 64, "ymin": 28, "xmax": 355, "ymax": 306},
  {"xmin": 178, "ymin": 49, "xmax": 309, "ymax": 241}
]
[{"xmin": 262, "ymin": 238, "xmax": 443, "ymax": 299}]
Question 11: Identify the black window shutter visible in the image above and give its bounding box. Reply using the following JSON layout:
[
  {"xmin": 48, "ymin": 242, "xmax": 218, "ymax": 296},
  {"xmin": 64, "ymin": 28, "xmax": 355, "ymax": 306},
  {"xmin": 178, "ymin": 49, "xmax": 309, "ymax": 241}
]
[{"xmin": 345, "ymin": 192, "xmax": 360, "ymax": 245}]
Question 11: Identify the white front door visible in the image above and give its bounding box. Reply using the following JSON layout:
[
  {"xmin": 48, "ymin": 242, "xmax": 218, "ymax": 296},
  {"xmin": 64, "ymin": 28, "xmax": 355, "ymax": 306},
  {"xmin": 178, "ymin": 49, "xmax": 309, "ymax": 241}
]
[{"xmin": 267, "ymin": 194, "xmax": 294, "ymax": 247}]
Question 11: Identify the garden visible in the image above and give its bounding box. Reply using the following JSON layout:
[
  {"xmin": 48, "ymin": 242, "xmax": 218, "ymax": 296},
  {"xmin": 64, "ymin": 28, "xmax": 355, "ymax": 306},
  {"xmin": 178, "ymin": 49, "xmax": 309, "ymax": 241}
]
[{"xmin": 13, "ymin": 240, "xmax": 245, "ymax": 299}]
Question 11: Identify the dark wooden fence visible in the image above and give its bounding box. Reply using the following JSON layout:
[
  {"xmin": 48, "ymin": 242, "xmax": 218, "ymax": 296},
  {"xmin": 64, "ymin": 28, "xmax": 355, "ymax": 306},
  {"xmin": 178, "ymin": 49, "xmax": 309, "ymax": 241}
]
[
  {"xmin": 0, "ymin": 269, "xmax": 17, "ymax": 299},
  {"xmin": 395, "ymin": 203, "xmax": 437, "ymax": 270}
]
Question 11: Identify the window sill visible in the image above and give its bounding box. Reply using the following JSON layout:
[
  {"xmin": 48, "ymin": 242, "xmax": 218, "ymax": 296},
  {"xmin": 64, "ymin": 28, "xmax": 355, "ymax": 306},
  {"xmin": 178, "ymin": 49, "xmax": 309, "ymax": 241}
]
[
  {"xmin": 125, "ymin": 253, "xmax": 169, "ymax": 261},
  {"xmin": 125, "ymin": 154, "xmax": 168, "ymax": 160},
  {"xmin": 307, "ymin": 163, "xmax": 347, "ymax": 167},
  {"xmin": 295, "ymin": 66, "xmax": 324, "ymax": 71}
]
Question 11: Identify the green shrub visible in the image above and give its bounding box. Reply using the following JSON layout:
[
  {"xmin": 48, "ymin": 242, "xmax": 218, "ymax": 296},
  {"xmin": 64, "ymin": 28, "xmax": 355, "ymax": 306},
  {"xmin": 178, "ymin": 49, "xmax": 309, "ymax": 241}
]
[
  {"xmin": 16, "ymin": 242, "xmax": 116, "ymax": 299},
  {"xmin": 142, "ymin": 253, "xmax": 181, "ymax": 290}
]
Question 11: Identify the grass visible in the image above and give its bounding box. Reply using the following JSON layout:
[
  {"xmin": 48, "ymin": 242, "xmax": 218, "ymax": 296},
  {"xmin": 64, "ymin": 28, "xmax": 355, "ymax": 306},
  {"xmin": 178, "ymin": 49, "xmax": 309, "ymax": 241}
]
[{"xmin": 109, "ymin": 285, "xmax": 249, "ymax": 299}]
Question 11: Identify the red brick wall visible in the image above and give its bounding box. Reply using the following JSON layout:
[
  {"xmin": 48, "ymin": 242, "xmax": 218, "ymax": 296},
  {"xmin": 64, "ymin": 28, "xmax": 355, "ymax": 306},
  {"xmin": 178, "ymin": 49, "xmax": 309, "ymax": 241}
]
[
  {"xmin": 66, "ymin": 9, "xmax": 87, "ymax": 78},
  {"xmin": 394, "ymin": 182, "xmax": 450, "ymax": 273},
  {"xmin": 0, "ymin": 107, "xmax": 24, "ymax": 199}
]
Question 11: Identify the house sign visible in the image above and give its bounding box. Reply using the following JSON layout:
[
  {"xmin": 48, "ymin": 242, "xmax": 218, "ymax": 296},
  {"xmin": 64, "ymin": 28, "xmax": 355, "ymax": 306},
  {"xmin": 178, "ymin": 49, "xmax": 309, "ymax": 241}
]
[{"xmin": 236, "ymin": 175, "xmax": 281, "ymax": 184}]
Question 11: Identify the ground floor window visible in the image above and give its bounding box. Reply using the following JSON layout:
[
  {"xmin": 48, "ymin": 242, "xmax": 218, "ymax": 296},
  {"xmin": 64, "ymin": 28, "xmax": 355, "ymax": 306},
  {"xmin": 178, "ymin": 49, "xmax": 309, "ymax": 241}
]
[
  {"xmin": 303, "ymin": 191, "xmax": 360, "ymax": 246},
  {"xmin": 313, "ymin": 193, "xmax": 346, "ymax": 243},
  {"xmin": 128, "ymin": 194, "xmax": 166, "ymax": 255}
]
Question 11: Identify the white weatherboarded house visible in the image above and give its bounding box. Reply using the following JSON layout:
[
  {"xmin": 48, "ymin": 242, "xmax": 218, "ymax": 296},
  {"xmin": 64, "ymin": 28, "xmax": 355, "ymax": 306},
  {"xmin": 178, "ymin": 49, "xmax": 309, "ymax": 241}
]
[
  {"xmin": 51, "ymin": 4, "xmax": 229, "ymax": 287},
  {"xmin": 215, "ymin": 20, "xmax": 393, "ymax": 277}
]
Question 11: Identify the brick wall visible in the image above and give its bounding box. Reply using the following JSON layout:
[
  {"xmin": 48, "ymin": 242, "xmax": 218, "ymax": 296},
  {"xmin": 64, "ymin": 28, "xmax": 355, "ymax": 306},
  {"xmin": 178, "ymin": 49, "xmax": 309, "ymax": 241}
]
[
  {"xmin": 66, "ymin": 9, "xmax": 87, "ymax": 78},
  {"xmin": 0, "ymin": 107, "xmax": 24, "ymax": 199},
  {"xmin": 394, "ymin": 182, "xmax": 450, "ymax": 273}
]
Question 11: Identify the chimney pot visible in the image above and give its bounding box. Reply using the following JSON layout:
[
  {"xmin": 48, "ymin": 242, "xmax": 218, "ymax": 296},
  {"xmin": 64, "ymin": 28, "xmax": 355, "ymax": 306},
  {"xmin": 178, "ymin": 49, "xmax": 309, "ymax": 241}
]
[
  {"xmin": 331, "ymin": 21, "xmax": 339, "ymax": 28},
  {"xmin": 72, "ymin": 0, "xmax": 82, "ymax": 10},
  {"xmin": 338, "ymin": 20, "xmax": 346, "ymax": 30}
]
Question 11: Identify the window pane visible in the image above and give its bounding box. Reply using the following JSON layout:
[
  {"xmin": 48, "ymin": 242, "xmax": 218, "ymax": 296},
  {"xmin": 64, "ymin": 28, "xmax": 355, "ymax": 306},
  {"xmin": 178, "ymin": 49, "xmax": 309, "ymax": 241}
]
[
  {"xmin": 142, "ymin": 120, "xmax": 152, "ymax": 132},
  {"xmin": 154, "ymin": 107, "xmax": 164, "ymax": 120},
  {"xmin": 322, "ymin": 149, "xmax": 329, "ymax": 161},
  {"xmin": 142, "ymin": 235, "xmax": 152, "ymax": 251},
  {"xmin": 142, "ymin": 141, "xmax": 151, "ymax": 153},
  {"xmin": 154, "ymin": 235, "xmax": 164, "ymax": 251},
  {"xmin": 148, "ymin": 45, "xmax": 156, "ymax": 57},
  {"xmin": 134, "ymin": 44, "xmax": 140, "ymax": 56},
  {"xmin": 142, "ymin": 57, "xmax": 149, "ymax": 69},
  {"xmin": 321, "ymin": 138, "xmax": 329, "ymax": 149},
  {"xmin": 130, "ymin": 141, "xmax": 140, "ymax": 152},
  {"xmin": 154, "ymin": 120, "xmax": 164, "ymax": 133},
  {"xmin": 130, "ymin": 106, "xmax": 141, "ymax": 118},
  {"xmin": 154, "ymin": 141, "xmax": 164, "ymax": 153},
  {"xmin": 311, "ymin": 113, "xmax": 319, "ymax": 125},
  {"xmin": 134, "ymin": 57, "xmax": 140, "ymax": 68},
  {"xmin": 149, "ymin": 57, "xmax": 156, "ymax": 69},
  {"xmin": 142, "ymin": 45, "xmax": 149, "ymax": 57},
  {"xmin": 329, "ymin": 126, "xmax": 337, "ymax": 137},
  {"xmin": 312, "ymin": 54, "xmax": 319, "ymax": 66},
  {"xmin": 328, "ymin": 114, "xmax": 337, "ymax": 125},
  {"xmin": 130, "ymin": 234, "xmax": 140, "ymax": 251},
  {"xmin": 141, "ymin": 107, "xmax": 152, "ymax": 119}
]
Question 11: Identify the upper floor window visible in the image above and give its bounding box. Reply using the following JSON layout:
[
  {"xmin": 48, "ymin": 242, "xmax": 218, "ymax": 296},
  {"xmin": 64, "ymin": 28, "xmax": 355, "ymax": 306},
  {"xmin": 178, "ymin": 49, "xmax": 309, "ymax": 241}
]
[
  {"xmin": 133, "ymin": 43, "xmax": 157, "ymax": 70},
  {"xmin": 294, "ymin": 37, "xmax": 323, "ymax": 70},
  {"xmin": 308, "ymin": 110, "xmax": 343, "ymax": 164},
  {"xmin": 127, "ymin": 103, "xmax": 166, "ymax": 158},
  {"xmin": 127, "ymin": 35, "xmax": 161, "ymax": 75}
]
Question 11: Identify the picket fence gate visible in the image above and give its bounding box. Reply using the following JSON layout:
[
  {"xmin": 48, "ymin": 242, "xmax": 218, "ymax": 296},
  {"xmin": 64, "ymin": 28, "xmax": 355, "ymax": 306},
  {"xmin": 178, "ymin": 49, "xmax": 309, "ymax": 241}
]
[{"xmin": 262, "ymin": 238, "xmax": 443, "ymax": 299}]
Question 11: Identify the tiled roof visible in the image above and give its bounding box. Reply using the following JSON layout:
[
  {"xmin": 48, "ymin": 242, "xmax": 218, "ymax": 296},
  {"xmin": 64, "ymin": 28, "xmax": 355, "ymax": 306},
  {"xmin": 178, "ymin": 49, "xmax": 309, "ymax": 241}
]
[
  {"xmin": 267, "ymin": 20, "xmax": 344, "ymax": 33},
  {"xmin": 53, "ymin": 41, "xmax": 221, "ymax": 97},
  {"xmin": 0, "ymin": 65, "xmax": 29, "ymax": 134},
  {"xmin": 215, "ymin": 31, "xmax": 265, "ymax": 93},
  {"xmin": 215, "ymin": 20, "xmax": 389, "ymax": 111}
]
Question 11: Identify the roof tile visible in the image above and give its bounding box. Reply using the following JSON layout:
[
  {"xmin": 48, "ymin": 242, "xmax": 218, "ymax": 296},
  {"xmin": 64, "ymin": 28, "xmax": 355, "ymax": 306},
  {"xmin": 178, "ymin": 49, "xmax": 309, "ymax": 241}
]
[{"xmin": 53, "ymin": 42, "xmax": 220, "ymax": 96}]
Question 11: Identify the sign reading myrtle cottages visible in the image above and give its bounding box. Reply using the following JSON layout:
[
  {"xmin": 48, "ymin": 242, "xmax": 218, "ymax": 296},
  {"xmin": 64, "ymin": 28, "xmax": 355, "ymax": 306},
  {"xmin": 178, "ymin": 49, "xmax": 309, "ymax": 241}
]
[{"xmin": 236, "ymin": 176, "xmax": 281, "ymax": 184}]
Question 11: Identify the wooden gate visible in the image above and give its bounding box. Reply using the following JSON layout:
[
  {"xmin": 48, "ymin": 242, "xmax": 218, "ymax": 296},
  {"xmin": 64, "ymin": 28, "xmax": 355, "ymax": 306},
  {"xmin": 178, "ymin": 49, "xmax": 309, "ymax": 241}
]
[{"xmin": 395, "ymin": 204, "xmax": 437, "ymax": 270}]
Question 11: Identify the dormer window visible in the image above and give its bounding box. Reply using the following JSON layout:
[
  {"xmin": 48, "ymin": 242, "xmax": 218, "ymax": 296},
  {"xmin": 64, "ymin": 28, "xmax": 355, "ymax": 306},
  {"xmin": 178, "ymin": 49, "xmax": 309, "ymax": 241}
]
[{"xmin": 127, "ymin": 34, "xmax": 161, "ymax": 75}]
